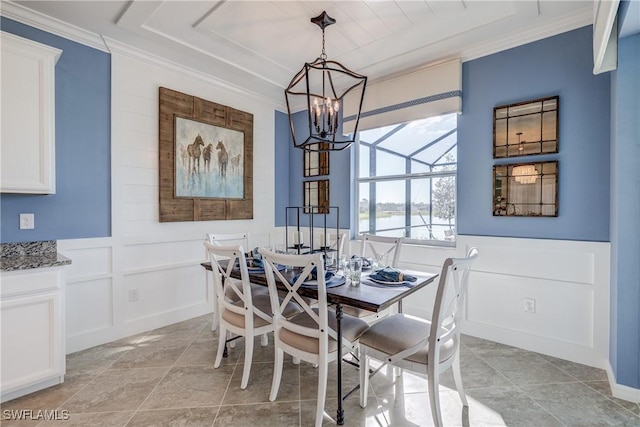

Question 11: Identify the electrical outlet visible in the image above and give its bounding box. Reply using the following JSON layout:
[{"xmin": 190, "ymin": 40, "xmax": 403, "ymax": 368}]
[
  {"xmin": 129, "ymin": 289, "xmax": 139, "ymax": 302},
  {"xmin": 19, "ymin": 213, "xmax": 35, "ymax": 230},
  {"xmin": 523, "ymin": 298, "xmax": 536, "ymax": 313}
]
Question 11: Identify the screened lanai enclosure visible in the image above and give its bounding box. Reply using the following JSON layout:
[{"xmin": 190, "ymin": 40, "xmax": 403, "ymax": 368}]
[{"xmin": 356, "ymin": 113, "xmax": 457, "ymax": 245}]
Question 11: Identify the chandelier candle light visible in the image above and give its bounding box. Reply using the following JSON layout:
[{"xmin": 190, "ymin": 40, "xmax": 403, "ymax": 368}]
[
  {"xmin": 513, "ymin": 164, "xmax": 538, "ymax": 184},
  {"xmin": 285, "ymin": 11, "xmax": 367, "ymax": 152}
]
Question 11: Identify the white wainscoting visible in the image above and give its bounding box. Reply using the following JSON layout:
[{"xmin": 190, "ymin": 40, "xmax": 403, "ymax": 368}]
[
  {"xmin": 58, "ymin": 40, "xmax": 284, "ymax": 353},
  {"xmin": 349, "ymin": 235, "xmax": 610, "ymax": 370}
]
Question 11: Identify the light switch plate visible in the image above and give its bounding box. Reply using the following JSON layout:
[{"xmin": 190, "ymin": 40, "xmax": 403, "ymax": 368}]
[{"xmin": 19, "ymin": 213, "xmax": 34, "ymax": 230}]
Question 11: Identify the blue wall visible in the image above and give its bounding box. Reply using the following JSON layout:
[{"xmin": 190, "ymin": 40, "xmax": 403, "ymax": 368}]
[
  {"xmin": 0, "ymin": 18, "xmax": 111, "ymax": 243},
  {"xmin": 275, "ymin": 110, "xmax": 352, "ymax": 230},
  {"xmin": 610, "ymin": 31, "xmax": 640, "ymax": 389},
  {"xmin": 457, "ymin": 26, "xmax": 610, "ymax": 241},
  {"xmin": 274, "ymin": 111, "xmax": 290, "ymax": 226}
]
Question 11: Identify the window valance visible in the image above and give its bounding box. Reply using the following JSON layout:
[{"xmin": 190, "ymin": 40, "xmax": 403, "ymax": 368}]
[{"xmin": 343, "ymin": 59, "xmax": 461, "ymax": 134}]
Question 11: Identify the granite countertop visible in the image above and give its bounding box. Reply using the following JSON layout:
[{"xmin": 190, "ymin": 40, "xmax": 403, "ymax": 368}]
[{"xmin": 0, "ymin": 240, "xmax": 72, "ymax": 272}]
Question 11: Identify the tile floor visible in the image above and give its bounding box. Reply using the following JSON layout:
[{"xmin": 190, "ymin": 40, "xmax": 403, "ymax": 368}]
[{"xmin": 2, "ymin": 314, "xmax": 639, "ymax": 426}]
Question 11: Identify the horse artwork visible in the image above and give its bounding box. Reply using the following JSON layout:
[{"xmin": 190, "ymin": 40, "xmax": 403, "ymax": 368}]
[
  {"xmin": 216, "ymin": 141, "xmax": 228, "ymax": 178},
  {"xmin": 174, "ymin": 116, "xmax": 245, "ymax": 199},
  {"xmin": 203, "ymin": 143, "xmax": 213, "ymax": 173},
  {"xmin": 230, "ymin": 154, "xmax": 242, "ymax": 174},
  {"xmin": 186, "ymin": 134, "xmax": 205, "ymax": 175},
  {"xmin": 180, "ymin": 144, "xmax": 189, "ymax": 169}
]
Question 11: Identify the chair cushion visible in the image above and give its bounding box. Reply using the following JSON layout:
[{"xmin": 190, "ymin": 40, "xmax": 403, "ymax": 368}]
[
  {"xmin": 224, "ymin": 281, "xmax": 269, "ymax": 302},
  {"xmin": 222, "ymin": 294, "xmax": 301, "ymax": 329},
  {"xmin": 359, "ymin": 313, "xmax": 457, "ymax": 365},
  {"xmin": 278, "ymin": 308, "xmax": 369, "ymax": 354}
]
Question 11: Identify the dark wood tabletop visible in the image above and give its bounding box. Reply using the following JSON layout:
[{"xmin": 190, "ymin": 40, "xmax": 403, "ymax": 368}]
[{"xmin": 201, "ymin": 261, "xmax": 438, "ymax": 312}]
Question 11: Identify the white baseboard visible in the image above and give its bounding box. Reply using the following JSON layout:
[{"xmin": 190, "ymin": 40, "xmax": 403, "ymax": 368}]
[{"xmin": 606, "ymin": 362, "xmax": 640, "ymax": 403}]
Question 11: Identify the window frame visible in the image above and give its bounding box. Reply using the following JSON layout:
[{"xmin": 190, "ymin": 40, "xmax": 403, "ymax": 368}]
[{"xmin": 354, "ymin": 116, "xmax": 458, "ymax": 247}]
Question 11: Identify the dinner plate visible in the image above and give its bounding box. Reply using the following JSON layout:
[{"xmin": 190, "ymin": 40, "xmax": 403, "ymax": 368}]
[
  {"xmin": 301, "ymin": 276, "xmax": 346, "ymax": 288},
  {"xmin": 369, "ymin": 277, "xmax": 412, "ymax": 286},
  {"xmin": 245, "ymin": 264, "xmax": 285, "ymax": 272}
]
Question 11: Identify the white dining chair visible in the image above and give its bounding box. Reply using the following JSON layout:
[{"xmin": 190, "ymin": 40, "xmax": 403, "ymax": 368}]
[
  {"xmin": 206, "ymin": 233, "xmax": 269, "ymax": 333},
  {"xmin": 259, "ymin": 248, "xmax": 369, "ymax": 427},
  {"xmin": 343, "ymin": 234, "xmax": 405, "ymax": 323},
  {"xmin": 358, "ymin": 247, "xmax": 479, "ymax": 426},
  {"xmin": 360, "ymin": 233, "xmax": 403, "ymax": 269},
  {"xmin": 204, "ymin": 242, "xmax": 301, "ymax": 389}
]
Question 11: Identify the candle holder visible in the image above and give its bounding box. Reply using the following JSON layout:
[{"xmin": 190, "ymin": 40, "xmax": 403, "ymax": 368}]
[{"xmin": 285, "ymin": 206, "xmax": 340, "ymax": 259}]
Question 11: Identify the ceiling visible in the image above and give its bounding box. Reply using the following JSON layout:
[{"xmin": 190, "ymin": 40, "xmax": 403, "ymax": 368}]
[{"xmin": 3, "ymin": 1, "xmax": 595, "ymax": 107}]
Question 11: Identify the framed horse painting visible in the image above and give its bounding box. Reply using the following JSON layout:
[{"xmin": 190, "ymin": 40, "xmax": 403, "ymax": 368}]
[
  {"xmin": 159, "ymin": 87, "xmax": 253, "ymax": 222},
  {"xmin": 174, "ymin": 116, "xmax": 244, "ymax": 199}
]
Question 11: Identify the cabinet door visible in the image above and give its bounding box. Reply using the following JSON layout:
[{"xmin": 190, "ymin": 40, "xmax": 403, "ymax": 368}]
[
  {"xmin": 0, "ymin": 31, "xmax": 61, "ymax": 194},
  {"xmin": 1, "ymin": 291, "xmax": 64, "ymax": 393}
]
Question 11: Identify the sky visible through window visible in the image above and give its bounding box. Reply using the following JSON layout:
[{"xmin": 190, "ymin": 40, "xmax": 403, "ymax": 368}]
[{"xmin": 358, "ymin": 113, "xmax": 457, "ymax": 204}]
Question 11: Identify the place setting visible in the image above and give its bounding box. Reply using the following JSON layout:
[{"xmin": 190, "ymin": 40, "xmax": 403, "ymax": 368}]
[
  {"xmin": 291, "ymin": 266, "xmax": 347, "ymax": 289},
  {"xmin": 236, "ymin": 247, "xmax": 286, "ymax": 273}
]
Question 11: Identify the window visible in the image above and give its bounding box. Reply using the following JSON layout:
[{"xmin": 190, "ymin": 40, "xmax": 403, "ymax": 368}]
[{"xmin": 356, "ymin": 114, "xmax": 457, "ymax": 245}]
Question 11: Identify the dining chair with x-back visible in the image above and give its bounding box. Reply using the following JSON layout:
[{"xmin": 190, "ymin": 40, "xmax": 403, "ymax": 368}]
[
  {"xmin": 204, "ymin": 242, "xmax": 301, "ymax": 389},
  {"xmin": 206, "ymin": 233, "xmax": 270, "ymax": 335},
  {"xmin": 345, "ymin": 234, "xmax": 405, "ymax": 323},
  {"xmin": 360, "ymin": 234, "xmax": 403, "ymax": 269},
  {"xmin": 358, "ymin": 247, "xmax": 478, "ymax": 426},
  {"xmin": 259, "ymin": 249, "xmax": 369, "ymax": 427}
]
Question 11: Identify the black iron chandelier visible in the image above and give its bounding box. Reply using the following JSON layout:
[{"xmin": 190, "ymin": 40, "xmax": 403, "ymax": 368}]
[{"xmin": 285, "ymin": 11, "xmax": 367, "ymax": 152}]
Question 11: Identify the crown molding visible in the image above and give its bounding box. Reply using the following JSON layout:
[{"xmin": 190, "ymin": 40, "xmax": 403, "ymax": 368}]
[
  {"xmin": 461, "ymin": 8, "xmax": 593, "ymax": 63},
  {"xmin": 103, "ymin": 37, "xmax": 284, "ymax": 110},
  {"xmin": 0, "ymin": 0, "xmax": 107, "ymax": 51}
]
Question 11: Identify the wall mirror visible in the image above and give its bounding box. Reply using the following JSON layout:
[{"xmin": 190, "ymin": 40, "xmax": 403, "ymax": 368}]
[
  {"xmin": 494, "ymin": 96, "xmax": 558, "ymax": 158},
  {"xmin": 493, "ymin": 161, "xmax": 558, "ymax": 217},
  {"xmin": 304, "ymin": 143, "xmax": 330, "ymax": 177},
  {"xmin": 303, "ymin": 179, "xmax": 329, "ymax": 214}
]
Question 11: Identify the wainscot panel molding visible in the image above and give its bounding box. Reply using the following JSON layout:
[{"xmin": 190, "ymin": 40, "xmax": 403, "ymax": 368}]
[
  {"xmin": 349, "ymin": 235, "xmax": 610, "ymax": 372},
  {"xmin": 58, "ymin": 40, "xmax": 283, "ymax": 354}
]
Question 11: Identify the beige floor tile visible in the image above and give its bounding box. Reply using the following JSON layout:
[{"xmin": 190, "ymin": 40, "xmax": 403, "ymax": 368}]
[
  {"xmin": 213, "ymin": 401, "xmax": 299, "ymax": 427},
  {"xmin": 477, "ymin": 348, "xmax": 577, "ymax": 385},
  {"xmin": 521, "ymin": 382, "xmax": 640, "ymax": 426},
  {"xmin": 584, "ymin": 380, "xmax": 640, "ymax": 416},
  {"xmin": 174, "ymin": 338, "xmax": 219, "ymax": 367},
  {"xmin": 110, "ymin": 339, "xmax": 192, "ymax": 369},
  {"xmin": 63, "ymin": 367, "xmax": 168, "ymax": 413},
  {"xmin": 126, "ymin": 407, "xmax": 218, "ymax": 427},
  {"xmin": 39, "ymin": 410, "xmax": 134, "ymax": 426},
  {"xmin": 140, "ymin": 366, "xmax": 234, "ymax": 410},
  {"xmin": 223, "ymin": 361, "xmax": 298, "ymax": 404}
]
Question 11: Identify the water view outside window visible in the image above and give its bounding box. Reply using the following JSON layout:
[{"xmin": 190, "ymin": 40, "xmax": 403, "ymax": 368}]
[{"xmin": 356, "ymin": 114, "xmax": 457, "ymax": 245}]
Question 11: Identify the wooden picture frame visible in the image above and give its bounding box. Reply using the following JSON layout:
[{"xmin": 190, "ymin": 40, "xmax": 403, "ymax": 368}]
[
  {"xmin": 303, "ymin": 179, "xmax": 330, "ymax": 214},
  {"xmin": 493, "ymin": 96, "xmax": 559, "ymax": 158},
  {"xmin": 304, "ymin": 143, "xmax": 330, "ymax": 177},
  {"xmin": 159, "ymin": 87, "xmax": 253, "ymax": 222},
  {"xmin": 493, "ymin": 161, "xmax": 558, "ymax": 217}
]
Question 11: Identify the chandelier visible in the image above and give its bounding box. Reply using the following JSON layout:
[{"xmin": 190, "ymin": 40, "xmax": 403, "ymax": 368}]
[
  {"xmin": 512, "ymin": 164, "xmax": 538, "ymax": 184},
  {"xmin": 285, "ymin": 11, "xmax": 367, "ymax": 152}
]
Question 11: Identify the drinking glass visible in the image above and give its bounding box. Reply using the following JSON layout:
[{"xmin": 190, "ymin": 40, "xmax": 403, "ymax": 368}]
[
  {"xmin": 338, "ymin": 255, "xmax": 347, "ymax": 273},
  {"xmin": 325, "ymin": 252, "xmax": 337, "ymax": 271},
  {"xmin": 348, "ymin": 257, "xmax": 362, "ymax": 286}
]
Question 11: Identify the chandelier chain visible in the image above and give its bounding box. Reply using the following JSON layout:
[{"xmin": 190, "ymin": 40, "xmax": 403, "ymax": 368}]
[{"xmin": 321, "ymin": 28, "xmax": 327, "ymax": 61}]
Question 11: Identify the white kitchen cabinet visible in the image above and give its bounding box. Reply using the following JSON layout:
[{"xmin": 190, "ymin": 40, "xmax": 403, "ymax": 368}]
[
  {"xmin": 1, "ymin": 267, "xmax": 66, "ymax": 403},
  {"xmin": 1, "ymin": 31, "xmax": 61, "ymax": 194}
]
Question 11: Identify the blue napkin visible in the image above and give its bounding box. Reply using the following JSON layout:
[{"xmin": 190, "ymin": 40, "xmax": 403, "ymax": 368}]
[
  {"xmin": 292, "ymin": 267, "xmax": 334, "ymax": 284},
  {"xmin": 369, "ymin": 267, "xmax": 417, "ymax": 283},
  {"xmin": 250, "ymin": 247, "xmax": 262, "ymax": 260},
  {"xmin": 236, "ymin": 248, "xmax": 263, "ymax": 269},
  {"xmin": 351, "ymin": 255, "xmax": 373, "ymax": 269}
]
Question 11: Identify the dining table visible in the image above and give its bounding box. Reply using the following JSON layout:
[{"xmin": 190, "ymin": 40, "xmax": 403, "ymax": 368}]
[{"xmin": 201, "ymin": 259, "xmax": 438, "ymax": 425}]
